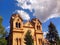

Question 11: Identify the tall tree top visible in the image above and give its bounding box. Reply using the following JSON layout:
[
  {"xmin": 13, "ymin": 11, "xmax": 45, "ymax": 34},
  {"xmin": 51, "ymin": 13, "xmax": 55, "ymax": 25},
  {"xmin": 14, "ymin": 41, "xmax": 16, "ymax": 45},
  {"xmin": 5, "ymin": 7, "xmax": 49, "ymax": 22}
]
[
  {"xmin": 0, "ymin": 16, "xmax": 3, "ymax": 24},
  {"xmin": 49, "ymin": 22, "xmax": 56, "ymax": 29}
]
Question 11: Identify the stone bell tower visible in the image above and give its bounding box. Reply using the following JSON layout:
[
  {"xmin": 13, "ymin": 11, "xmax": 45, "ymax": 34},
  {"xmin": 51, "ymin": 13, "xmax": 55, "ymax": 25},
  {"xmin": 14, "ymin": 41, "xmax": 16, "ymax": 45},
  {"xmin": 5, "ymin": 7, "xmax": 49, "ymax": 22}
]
[
  {"xmin": 31, "ymin": 18, "xmax": 43, "ymax": 45},
  {"xmin": 9, "ymin": 14, "xmax": 24, "ymax": 45}
]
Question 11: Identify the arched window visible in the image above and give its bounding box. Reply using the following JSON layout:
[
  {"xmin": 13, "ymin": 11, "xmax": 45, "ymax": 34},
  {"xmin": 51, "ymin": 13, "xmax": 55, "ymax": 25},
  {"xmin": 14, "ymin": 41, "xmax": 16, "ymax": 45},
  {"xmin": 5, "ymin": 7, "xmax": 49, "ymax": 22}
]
[
  {"xmin": 37, "ymin": 25, "xmax": 40, "ymax": 30},
  {"xmin": 16, "ymin": 22, "xmax": 19, "ymax": 28},
  {"xmin": 19, "ymin": 38, "xmax": 21, "ymax": 45},
  {"xmin": 38, "ymin": 39, "xmax": 42, "ymax": 45},
  {"xmin": 16, "ymin": 22, "xmax": 21, "ymax": 28},
  {"xmin": 19, "ymin": 23, "xmax": 21, "ymax": 28},
  {"xmin": 37, "ymin": 26, "xmax": 39, "ymax": 30},
  {"xmin": 16, "ymin": 38, "xmax": 18, "ymax": 45},
  {"xmin": 16, "ymin": 38, "xmax": 21, "ymax": 45},
  {"xmin": 38, "ymin": 26, "xmax": 40, "ymax": 30}
]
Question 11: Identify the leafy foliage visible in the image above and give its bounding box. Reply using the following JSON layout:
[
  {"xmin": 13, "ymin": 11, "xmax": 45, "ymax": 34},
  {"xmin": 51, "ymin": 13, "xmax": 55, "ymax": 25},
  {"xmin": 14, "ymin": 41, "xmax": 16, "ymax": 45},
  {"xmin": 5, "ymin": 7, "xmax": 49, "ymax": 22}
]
[
  {"xmin": 0, "ymin": 16, "xmax": 7, "ymax": 45},
  {"xmin": 46, "ymin": 22, "xmax": 59, "ymax": 45},
  {"xmin": 0, "ymin": 38, "xmax": 7, "ymax": 45},
  {"xmin": 24, "ymin": 30, "xmax": 34, "ymax": 45},
  {"xmin": 57, "ymin": 37, "xmax": 60, "ymax": 45}
]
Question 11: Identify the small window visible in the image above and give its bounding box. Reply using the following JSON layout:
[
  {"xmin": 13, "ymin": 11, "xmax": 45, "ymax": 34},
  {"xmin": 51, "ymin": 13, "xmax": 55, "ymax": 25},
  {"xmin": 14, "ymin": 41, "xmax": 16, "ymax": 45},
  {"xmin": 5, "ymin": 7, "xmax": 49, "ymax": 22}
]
[
  {"xmin": 16, "ymin": 38, "xmax": 18, "ymax": 45},
  {"xmin": 16, "ymin": 38, "xmax": 21, "ymax": 45},
  {"xmin": 37, "ymin": 26, "xmax": 40, "ymax": 30},
  {"xmin": 16, "ymin": 22, "xmax": 19, "ymax": 28},
  {"xmin": 19, "ymin": 38, "xmax": 21, "ymax": 45},
  {"xmin": 38, "ymin": 39, "xmax": 40, "ymax": 45},
  {"xmin": 38, "ymin": 26, "xmax": 40, "ymax": 30},
  {"xmin": 16, "ymin": 22, "xmax": 21, "ymax": 28},
  {"xmin": 38, "ymin": 39, "xmax": 42, "ymax": 45},
  {"xmin": 37, "ymin": 26, "xmax": 39, "ymax": 30},
  {"xmin": 19, "ymin": 23, "xmax": 21, "ymax": 28}
]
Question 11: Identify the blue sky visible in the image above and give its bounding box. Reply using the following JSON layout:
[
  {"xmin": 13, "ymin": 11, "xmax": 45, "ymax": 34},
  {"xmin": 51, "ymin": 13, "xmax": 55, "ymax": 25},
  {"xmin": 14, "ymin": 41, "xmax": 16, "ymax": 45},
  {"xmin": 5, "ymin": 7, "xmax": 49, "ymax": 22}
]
[{"xmin": 0, "ymin": 0, "xmax": 60, "ymax": 36}]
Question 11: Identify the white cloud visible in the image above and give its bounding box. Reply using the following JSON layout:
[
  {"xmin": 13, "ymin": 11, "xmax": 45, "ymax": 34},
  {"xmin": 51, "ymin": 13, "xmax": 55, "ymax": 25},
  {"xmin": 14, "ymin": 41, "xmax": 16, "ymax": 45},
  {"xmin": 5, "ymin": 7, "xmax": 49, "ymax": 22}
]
[
  {"xmin": 16, "ymin": 0, "xmax": 32, "ymax": 11},
  {"xmin": 16, "ymin": 10, "xmax": 30, "ymax": 20},
  {"xmin": 5, "ymin": 26, "xmax": 10, "ymax": 30},
  {"xmin": 43, "ymin": 31, "xmax": 48, "ymax": 38},
  {"xmin": 16, "ymin": 0, "xmax": 60, "ymax": 22}
]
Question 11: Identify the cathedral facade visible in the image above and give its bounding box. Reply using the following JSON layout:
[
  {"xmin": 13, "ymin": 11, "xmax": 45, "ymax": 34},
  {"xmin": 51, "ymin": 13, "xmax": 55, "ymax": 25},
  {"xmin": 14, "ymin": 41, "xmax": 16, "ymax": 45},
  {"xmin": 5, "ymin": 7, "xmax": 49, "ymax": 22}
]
[{"xmin": 9, "ymin": 14, "xmax": 49, "ymax": 45}]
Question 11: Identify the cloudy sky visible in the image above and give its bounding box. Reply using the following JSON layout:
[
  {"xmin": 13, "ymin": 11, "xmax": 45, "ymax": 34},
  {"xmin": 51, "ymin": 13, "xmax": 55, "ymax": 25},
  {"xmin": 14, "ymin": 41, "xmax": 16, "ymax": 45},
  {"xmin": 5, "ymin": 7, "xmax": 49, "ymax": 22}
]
[{"xmin": 0, "ymin": 0, "xmax": 60, "ymax": 37}]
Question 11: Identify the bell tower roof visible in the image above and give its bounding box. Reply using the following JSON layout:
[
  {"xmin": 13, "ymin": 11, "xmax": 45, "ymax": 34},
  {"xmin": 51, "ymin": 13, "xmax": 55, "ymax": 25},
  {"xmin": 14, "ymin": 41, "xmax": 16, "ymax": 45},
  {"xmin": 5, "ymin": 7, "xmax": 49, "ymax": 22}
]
[
  {"xmin": 10, "ymin": 14, "xmax": 23, "ymax": 22},
  {"xmin": 31, "ymin": 18, "xmax": 42, "ymax": 24}
]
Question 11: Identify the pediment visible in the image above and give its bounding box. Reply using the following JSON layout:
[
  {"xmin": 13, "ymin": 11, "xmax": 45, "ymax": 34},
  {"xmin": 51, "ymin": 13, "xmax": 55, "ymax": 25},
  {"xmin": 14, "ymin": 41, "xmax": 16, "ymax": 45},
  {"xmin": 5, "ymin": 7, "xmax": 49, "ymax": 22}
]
[{"xmin": 24, "ymin": 21, "xmax": 33, "ymax": 27}]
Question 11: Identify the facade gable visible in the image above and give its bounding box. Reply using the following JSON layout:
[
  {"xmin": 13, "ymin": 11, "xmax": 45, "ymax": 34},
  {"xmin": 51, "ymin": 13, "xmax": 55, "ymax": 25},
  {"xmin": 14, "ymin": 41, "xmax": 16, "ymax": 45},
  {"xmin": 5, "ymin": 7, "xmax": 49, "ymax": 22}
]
[{"xmin": 23, "ymin": 21, "xmax": 33, "ymax": 28}]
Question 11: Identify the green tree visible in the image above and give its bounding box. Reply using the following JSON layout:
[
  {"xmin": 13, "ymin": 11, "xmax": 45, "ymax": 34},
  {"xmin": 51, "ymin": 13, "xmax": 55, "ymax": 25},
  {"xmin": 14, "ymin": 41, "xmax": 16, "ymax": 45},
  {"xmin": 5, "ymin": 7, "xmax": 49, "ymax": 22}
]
[
  {"xmin": 57, "ymin": 37, "xmax": 60, "ymax": 45},
  {"xmin": 46, "ymin": 22, "xmax": 59, "ymax": 45},
  {"xmin": 24, "ymin": 30, "xmax": 34, "ymax": 45},
  {"xmin": 0, "ymin": 16, "xmax": 7, "ymax": 45}
]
